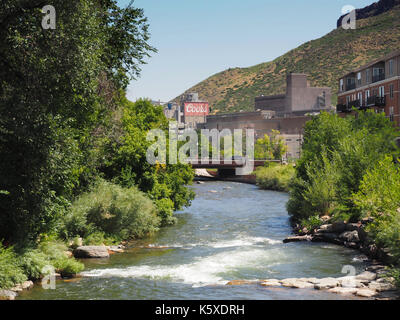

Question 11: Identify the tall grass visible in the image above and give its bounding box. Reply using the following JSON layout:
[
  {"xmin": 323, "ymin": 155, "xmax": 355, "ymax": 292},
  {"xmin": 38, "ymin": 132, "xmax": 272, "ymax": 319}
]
[{"xmin": 255, "ymin": 164, "xmax": 295, "ymax": 192}]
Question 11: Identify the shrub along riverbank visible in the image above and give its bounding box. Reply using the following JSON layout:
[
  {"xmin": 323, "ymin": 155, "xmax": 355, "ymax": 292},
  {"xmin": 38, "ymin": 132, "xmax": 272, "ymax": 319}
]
[
  {"xmin": 287, "ymin": 111, "xmax": 400, "ymax": 286},
  {"xmin": 255, "ymin": 163, "xmax": 295, "ymax": 192}
]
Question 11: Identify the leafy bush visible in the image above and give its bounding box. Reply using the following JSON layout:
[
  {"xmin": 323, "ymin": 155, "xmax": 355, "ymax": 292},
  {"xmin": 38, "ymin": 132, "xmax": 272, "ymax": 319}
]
[
  {"xmin": 37, "ymin": 240, "xmax": 84, "ymax": 277},
  {"xmin": 52, "ymin": 257, "xmax": 84, "ymax": 278},
  {"xmin": 61, "ymin": 179, "xmax": 161, "ymax": 241},
  {"xmin": 287, "ymin": 111, "xmax": 399, "ymax": 222},
  {"xmin": 18, "ymin": 249, "xmax": 50, "ymax": 280},
  {"xmin": 0, "ymin": 245, "xmax": 27, "ymax": 289},
  {"xmin": 353, "ymin": 156, "xmax": 400, "ymax": 264},
  {"xmin": 256, "ymin": 164, "xmax": 295, "ymax": 192},
  {"xmin": 353, "ymin": 156, "xmax": 400, "ymax": 217}
]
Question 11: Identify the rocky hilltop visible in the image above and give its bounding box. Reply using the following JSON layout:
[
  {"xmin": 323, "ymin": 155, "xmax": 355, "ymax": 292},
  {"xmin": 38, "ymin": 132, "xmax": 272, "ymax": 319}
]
[{"xmin": 337, "ymin": 0, "xmax": 400, "ymax": 28}]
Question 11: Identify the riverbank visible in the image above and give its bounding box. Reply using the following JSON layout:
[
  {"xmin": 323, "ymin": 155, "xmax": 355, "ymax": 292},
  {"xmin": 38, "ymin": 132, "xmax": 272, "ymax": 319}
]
[
  {"xmin": 282, "ymin": 218, "xmax": 400, "ymax": 299},
  {"xmin": 226, "ymin": 262, "xmax": 400, "ymax": 300}
]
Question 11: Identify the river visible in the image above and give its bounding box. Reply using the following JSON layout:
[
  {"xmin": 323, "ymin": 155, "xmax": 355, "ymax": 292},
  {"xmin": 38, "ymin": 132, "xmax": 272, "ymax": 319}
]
[{"xmin": 18, "ymin": 181, "xmax": 368, "ymax": 300}]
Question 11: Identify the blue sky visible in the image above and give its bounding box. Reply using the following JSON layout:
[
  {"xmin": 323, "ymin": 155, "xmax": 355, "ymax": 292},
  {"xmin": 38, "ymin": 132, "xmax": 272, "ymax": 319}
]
[{"xmin": 117, "ymin": 0, "xmax": 373, "ymax": 102}]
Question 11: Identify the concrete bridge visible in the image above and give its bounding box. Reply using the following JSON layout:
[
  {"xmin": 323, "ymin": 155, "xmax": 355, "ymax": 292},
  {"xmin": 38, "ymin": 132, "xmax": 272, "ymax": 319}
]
[
  {"xmin": 188, "ymin": 158, "xmax": 282, "ymax": 179},
  {"xmin": 188, "ymin": 159, "xmax": 281, "ymax": 170}
]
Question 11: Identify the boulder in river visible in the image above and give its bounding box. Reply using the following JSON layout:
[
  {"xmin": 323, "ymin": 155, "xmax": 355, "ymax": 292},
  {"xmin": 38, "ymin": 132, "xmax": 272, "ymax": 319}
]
[
  {"xmin": 280, "ymin": 279, "xmax": 314, "ymax": 289},
  {"xmin": 260, "ymin": 279, "xmax": 281, "ymax": 287},
  {"xmin": 10, "ymin": 281, "xmax": 34, "ymax": 292},
  {"xmin": 283, "ymin": 235, "xmax": 312, "ymax": 243},
  {"xmin": 368, "ymin": 281, "xmax": 396, "ymax": 292},
  {"xmin": 314, "ymin": 278, "xmax": 340, "ymax": 290},
  {"xmin": 339, "ymin": 230, "xmax": 360, "ymax": 243},
  {"xmin": 328, "ymin": 287, "xmax": 358, "ymax": 295},
  {"xmin": 226, "ymin": 280, "xmax": 257, "ymax": 286},
  {"xmin": 356, "ymin": 288, "xmax": 377, "ymax": 298},
  {"xmin": 73, "ymin": 246, "xmax": 110, "ymax": 259},
  {"xmin": 0, "ymin": 290, "xmax": 18, "ymax": 300},
  {"xmin": 356, "ymin": 271, "xmax": 377, "ymax": 281}
]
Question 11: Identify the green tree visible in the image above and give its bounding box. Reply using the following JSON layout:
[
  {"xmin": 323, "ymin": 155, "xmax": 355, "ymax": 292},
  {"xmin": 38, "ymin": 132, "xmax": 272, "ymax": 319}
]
[
  {"xmin": 254, "ymin": 130, "xmax": 287, "ymax": 160},
  {"xmin": 101, "ymin": 98, "xmax": 195, "ymax": 225},
  {"xmin": 0, "ymin": 1, "xmax": 155, "ymax": 244}
]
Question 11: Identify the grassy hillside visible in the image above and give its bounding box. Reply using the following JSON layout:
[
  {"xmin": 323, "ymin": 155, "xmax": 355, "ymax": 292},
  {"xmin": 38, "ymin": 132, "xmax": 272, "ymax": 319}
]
[{"xmin": 174, "ymin": 5, "xmax": 400, "ymax": 114}]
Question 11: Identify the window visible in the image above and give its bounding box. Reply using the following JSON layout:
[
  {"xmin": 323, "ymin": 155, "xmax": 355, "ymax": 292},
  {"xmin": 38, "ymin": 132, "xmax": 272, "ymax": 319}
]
[
  {"xmin": 379, "ymin": 86, "xmax": 385, "ymax": 97},
  {"xmin": 390, "ymin": 84, "xmax": 394, "ymax": 99},
  {"xmin": 373, "ymin": 67, "xmax": 385, "ymax": 82},
  {"xmin": 357, "ymin": 72, "xmax": 362, "ymax": 85},
  {"xmin": 340, "ymin": 79, "xmax": 344, "ymax": 91},
  {"xmin": 365, "ymin": 90, "xmax": 370, "ymax": 105},
  {"xmin": 389, "ymin": 59, "xmax": 394, "ymax": 76},
  {"xmin": 358, "ymin": 92, "xmax": 363, "ymax": 104},
  {"xmin": 346, "ymin": 96, "xmax": 351, "ymax": 105},
  {"xmin": 366, "ymin": 69, "xmax": 370, "ymax": 83},
  {"xmin": 390, "ymin": 106, "xmax": 394, "ymax": 122}
]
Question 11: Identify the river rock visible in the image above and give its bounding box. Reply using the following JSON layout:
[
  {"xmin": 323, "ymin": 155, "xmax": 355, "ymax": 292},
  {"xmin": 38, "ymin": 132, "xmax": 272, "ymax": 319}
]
[
  {"xmin": 316, "ymin": 224, "xmax": 333, "ymax": 233},
  {"xmin": 365, "ymin": 264, "xmax": 386, "ymax": 272},
  {"xmin": 260, "ymin": 279, "xmax": 281, "ymax": 287},
  {"xmin": 317, "ymin": 222, "xmax": 347, "ymax": 234},
  {"xmin": 368, "ymin": 281, "xmax": 396, "ymax": 292},
  {"xmin": 226, "ymin": 280, "xmax": 256, "ymax": 286},
  {"xmin": 320, "ymin": 216, "xmax": 331, "ymax": 222},
  {"xmin": 356, "ymin": 288, "xmax": 377, "ymax": 298},
  {"xmin": 280, "ymin": 279, "xmax": 314, "ymax": 289},
  {"xmin": 297, "ymin": 278, "xmax": 319, "ymax": 284},
  {"xmin": 345, "ymin": 223, "xmax": 361, "ymax": 231},
  {"xmin": 10, "ymin": 280, "xmax": 34, "ymax": 292},
  {"xmin": 339, "ymin": 230, "xmax": 359, "ymax": 243},
  {"xmin": 337, "ymin": 276, "xmax": 365, "ymax": 288},
  {"xmin": 283, "ymin": 235, "xmax": 312, "ymax": 243},
  {"xmin": 328, "ymin": 287, "xmax": 358, "ymax": 295},
  {"xmin": 0, "ymin": 290, "xmax": 18, "ymax": 300},
  {"xmin": 314, "ymin": 278, "xmax": 340, "ymax": 290},
  {"xmin": 312, "ymin": 233, "xmax": 339, "ymax": 243},
  {"xmin": 356, "ymin": 271, "xmax": 377, "ymax": 281},
  {"xmin": 107, "ymin": 245, "xmax": 125, "ymax": 253},
  {"xmin": 73, "ymin": 246, "xmax": 110, "ymax": 259}
]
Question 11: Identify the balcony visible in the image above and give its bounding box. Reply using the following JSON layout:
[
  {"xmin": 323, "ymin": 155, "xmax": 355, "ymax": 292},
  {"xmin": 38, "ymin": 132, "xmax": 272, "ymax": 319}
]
[
  {"xmin": 346, "ymin": 83, "xmax": 356, "ymax": 91},
  {"xmin": 336, "ymin": 104, "xmax": 351, "ymax": 113},
  {"xmin": 366, "ymin": 96, "xmax": 386, "ymax": 107},
  {"xmin": 348, "ymin": 100, "xmax": 361, "ymax": 109},
  {"xmin": 372, "ymin": 73, "xmax": 385, "ymax": 83}
]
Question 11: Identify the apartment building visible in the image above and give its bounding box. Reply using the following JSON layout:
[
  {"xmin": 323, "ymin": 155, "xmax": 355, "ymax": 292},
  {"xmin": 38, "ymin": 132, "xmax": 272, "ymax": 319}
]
[{"xmin": 337, "ymin": 50, "xmax": 400, "ymax": 126}]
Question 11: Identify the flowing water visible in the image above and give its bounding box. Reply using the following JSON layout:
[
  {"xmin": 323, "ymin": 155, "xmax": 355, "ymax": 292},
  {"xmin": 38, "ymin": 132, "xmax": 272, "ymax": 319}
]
[{"xmin": 18, "ymin": 181, "xmax": 368, "ymax": 300}]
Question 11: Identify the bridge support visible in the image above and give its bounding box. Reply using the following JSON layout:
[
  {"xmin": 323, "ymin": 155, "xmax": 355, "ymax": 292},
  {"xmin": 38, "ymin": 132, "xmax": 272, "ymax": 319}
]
[{"xmin": 217, "ymin": 168, "xmax": 236, "ymax": 177}]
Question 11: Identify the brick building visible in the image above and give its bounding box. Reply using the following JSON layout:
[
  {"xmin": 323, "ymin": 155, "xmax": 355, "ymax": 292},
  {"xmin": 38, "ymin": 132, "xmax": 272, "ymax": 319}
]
[{"xmin": 337, "ymin": 50, "xmax": 400, "ymax": 126}]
